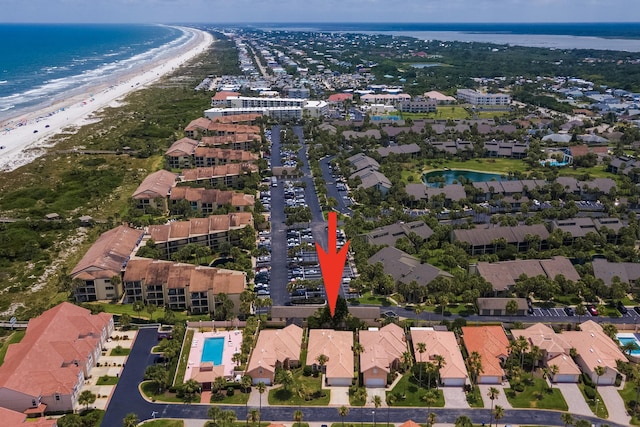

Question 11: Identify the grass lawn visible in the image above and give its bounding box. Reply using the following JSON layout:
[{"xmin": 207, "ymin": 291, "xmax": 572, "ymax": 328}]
[
  {"xmin": 577, "ymin": 382, "xmax": 609, "ymax": 419},
  {"xmin": 505, "ymin": 377, "xmax": 568, "ymax": 411},
  {"xmin": 597, "ymin": 304, "xmax": 621, "ymax": 318},
  {"xmin": 141, "ymin": 381, "xmax": 185, "ymax": 403},
  {"xmin": 142, "ymin": 420, "xmax": 184, "ymax": 427},
  {"xmin": 213, "ymin": 389, "xmax": 250, "ymax": 404},
  {"xmin": 110, "ymin": 346, "xmax": 131, "ymax": 356},
  {"xmin": 349, "ymin": 386, "xmax": 367, "ymax": 406},
  {"xmin": 0, "ymin": 330, "xmax": 25, "ymax": 366},
  {"xmin": 96, "ymin": 375, "xmax": 119, "ymax": 385},
  {"xmin": 618, "ymin": 380, "xmax": 640, "ymax": 425},
  {"xmin": 357, "ymin": 291, "xmax": 392, "ymax": 307},
  {"xmin": 174, "ymin": 328, "xmax": 194, "ymax": 386},
  {"xmin": 268, "ymin": 370, "xmax": 330, "ymax": 406},
  {"xmin": 387, "ymin": 373, "xmax": 445, "ymax": 407}
]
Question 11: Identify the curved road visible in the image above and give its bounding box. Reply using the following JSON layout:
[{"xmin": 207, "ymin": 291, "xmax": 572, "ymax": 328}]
[{"xmin": 102, "ymin": 328, "xmax": 625, "ymax": 427}]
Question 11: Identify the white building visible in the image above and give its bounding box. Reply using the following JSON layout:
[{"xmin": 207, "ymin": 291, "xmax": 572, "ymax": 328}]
[{"xmin": 456, "ymin": 89, "xmax": 511, "ymax": 106}]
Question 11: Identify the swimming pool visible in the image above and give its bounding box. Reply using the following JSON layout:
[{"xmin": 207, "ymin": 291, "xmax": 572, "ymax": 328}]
[
  {"xmin": 201, "ymin": 337, "xmax": 224, "ymax": 364},
  {"xmin": 617, "ymin": 334, "xmax": 640, "ymax": 356}
]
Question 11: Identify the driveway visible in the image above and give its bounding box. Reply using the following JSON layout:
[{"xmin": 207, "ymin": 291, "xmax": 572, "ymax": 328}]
[
  {"xmin": 479, "ymin": 384, "xmax": 512, "ymax": 409},
  {"xmin": 555, "ymin": 383, "xmax": 592, "ymax": 416},
  {"xmin": 442, "ymin": 387, "xmax": 469, "ymax": 408},
  {"xmin": 598, "ymin": 385, "xmax": 630, "ymax": 426}
]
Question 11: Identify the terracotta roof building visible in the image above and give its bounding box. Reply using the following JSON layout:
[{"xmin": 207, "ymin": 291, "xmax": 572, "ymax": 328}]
[
  {"xmin": 122, "ymin": 259, "xmax": 246, "ymax": 314},
  {"xmin": 200, "ymin": 134, "xmax": 259, "ymax": 151},
  {"xmin": 359, "ymin": 324, "xmax": 407, "ymax": 387},
  {"xmin": 0, "ymin": 303, "xmax": 113, "ymax": 415},
  {"xmin": 461, "ymin": 326, "xmax": 509, "ymax": 384},
  {"xmin": 184, "ymin": 118, "xmax": 260, "ymax": 140},
  {"xmin": 410, "ymin": 328, "xmax": 469, "ymax": 386},
  {"xmin": 180, "ymin": 163, "xmax": 258, "ymax": 188},
  {"xmin": 193, "ymin": 147, "xmax": 258, "ymax": 167},
  {"xmin": 0, "ymin": 406, "xmax": 57, "ymax": 427},
  {"xmin": 132, "ymin": 170, "xmax": 179, "ymax": 211},
  {"xmin": 147, "ymin": 212, "xmax": 253, "ymax": 258},
  {"xmin": 307, "ymin": 329, "xmax": 354, "ymax": 386},
  {"xmin": 71, "ymin": 225, "xmax": 144, "ymax": 302},
  {"xmin": 165, "ymin": 137, "xmax": 199, "ymax": 169},
  {"xmin": 246, "ymin": 325, "xmax": 304, "ymax": 385},
  {"xmin": 169, "ymin": 187, "xmax": 255, "ymax": 214}
]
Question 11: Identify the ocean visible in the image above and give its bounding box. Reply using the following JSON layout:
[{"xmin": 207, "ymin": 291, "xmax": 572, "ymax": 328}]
[
  {"xmin": 257, "ymin": 22, "xmax": 640, "ymax": 52},
  {"xmin": 0, "ymin": 24, "xmax": 187, "ymax": 121}
]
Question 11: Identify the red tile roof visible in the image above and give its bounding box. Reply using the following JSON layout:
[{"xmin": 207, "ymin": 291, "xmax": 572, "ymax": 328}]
[
  {"xmin": 461, "ymin": 326, "xmax": 509, "ymax": 378},
  {"xmin": 132, "ymin": 170, "xmax": 178, "ymax": 200}
]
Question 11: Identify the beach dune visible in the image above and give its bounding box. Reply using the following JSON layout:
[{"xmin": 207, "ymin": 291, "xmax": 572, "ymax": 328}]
[{"xmin": 0, "ymin": 26, "xmax": 213, "ymax": 172}]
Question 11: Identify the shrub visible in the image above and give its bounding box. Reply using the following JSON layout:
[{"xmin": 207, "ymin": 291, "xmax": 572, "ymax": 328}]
[
  {"xmin": 512, "ymin": 382, "xmax": 525, "ymax": 393},
  {"xmin": 584, "ymin": 385, "xmax": 596, "ymax": 400},
  {"xmin": 582, "ymin": 372, "xmax": 595, "ymax": 388},
  {"xmin": 303, "ymin": 366, "xmax": 313, "ymax": 376},
  {"xmin": 226, "ymin": 387, "xmax": 234, "ymax": 396}
]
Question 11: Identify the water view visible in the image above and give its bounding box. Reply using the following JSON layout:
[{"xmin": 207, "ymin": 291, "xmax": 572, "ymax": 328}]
[{"xmin": 423, "ymin": 169, "xmax": 505, "ymax": 186}]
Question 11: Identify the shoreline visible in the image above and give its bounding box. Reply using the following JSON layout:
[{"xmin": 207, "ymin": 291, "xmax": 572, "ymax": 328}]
[{"xmin": 0, "ymin": 26, "xmax": 214, "ymax": 172}]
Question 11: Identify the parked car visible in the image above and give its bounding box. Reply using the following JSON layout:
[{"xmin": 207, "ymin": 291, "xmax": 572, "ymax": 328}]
[
  {"xmin": 586, "ymin": 305, "xmax": 598, "ymax": 316},
  {"xmin": 564, "ymin": 306, "xmax": 575, "ymax": 316},
  {"xmin": 617, "ymin": 301, "xmax": 628, "ymax": 314},
  {"xmin": 634, "ymin": 306, "xmax": 640, "ymax": 315}
]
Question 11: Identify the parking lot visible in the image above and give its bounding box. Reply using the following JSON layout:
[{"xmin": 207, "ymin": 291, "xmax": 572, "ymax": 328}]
[{"xmin": 528, "ymin": 306, "xmax": 640, "ymax": 319}]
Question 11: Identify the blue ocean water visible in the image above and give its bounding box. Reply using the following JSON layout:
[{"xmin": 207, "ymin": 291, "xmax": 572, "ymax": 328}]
[{"xmin": 0, "ymin": 24, "xmax": 186, "ymax": 118}]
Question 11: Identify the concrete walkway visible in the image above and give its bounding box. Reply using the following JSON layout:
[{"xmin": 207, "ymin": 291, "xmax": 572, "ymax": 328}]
[
  {"xmin": 555, "ymin": 383, "xmax": 592, "ymax": 416},
  {"xmin": 247, "ymin": 386, "xmax": 270, "ymax": 408},
  {"xmin": 598, "ymin": 385, "xmax": 631, "ymax": 426},
  {"xmin": 479, "ymin": 384, "xmax": 513, "ymax": 409},
  {"xmin": 442, "ymin": 387, "xmax": 470, "ymax": 408}
]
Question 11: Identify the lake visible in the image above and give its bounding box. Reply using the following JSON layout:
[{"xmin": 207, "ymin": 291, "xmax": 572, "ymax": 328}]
[{"xmin": 423, "ymin": 169, "xmax": 505, "ymax": 186}]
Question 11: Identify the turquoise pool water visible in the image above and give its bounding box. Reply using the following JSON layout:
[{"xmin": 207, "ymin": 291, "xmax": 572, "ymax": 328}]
[
  {"xmin": 423, "ymin": 169, "xmax": 505, "ymax": 186},
  {"xmin": 617, "ymin": 336, "xmax": 640, "ymax": 356},
  {"xmin": 201, "ymin": 337, "xmax": 224, "ymax": 364}
]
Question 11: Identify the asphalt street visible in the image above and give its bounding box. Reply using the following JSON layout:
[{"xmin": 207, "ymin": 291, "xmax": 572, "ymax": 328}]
[
  {"xmin": 319, "ymin": 155, "xmax": 352, "ymax": 216},
  {"xmin": 102, "ymin": 329, "xmax": 626, "ymax": 427}
]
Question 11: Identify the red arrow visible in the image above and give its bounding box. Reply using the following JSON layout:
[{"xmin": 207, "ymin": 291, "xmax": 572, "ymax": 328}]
[{"xmin": 316, "ymin": 211, "xmax": 350, "ymax": 317}]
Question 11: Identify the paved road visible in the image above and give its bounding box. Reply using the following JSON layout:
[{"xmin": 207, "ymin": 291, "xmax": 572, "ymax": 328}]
[
  {"xmin": 102, "ymin": 329, "xmax": 628, "ymax": 427},
  {"xmin": 319, "ymin": 156, "xmax": 352, "ymax": 216},
  {"xmin": 267, "ymin": 125, "xmax": 289, "ymax": 306}
]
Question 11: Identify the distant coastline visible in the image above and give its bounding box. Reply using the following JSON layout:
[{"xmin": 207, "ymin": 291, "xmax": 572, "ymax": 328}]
[{"xmin": 255, "ymin": 22, "xmax": 640, "ymax": 52}]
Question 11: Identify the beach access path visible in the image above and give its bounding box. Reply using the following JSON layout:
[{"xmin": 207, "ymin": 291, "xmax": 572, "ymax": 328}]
[{"xmin": 0, "ymin": 26, "xmax": 213, "ymax": 172}]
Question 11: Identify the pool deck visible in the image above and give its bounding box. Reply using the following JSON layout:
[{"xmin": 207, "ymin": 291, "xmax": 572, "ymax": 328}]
[{"xmin": 185, "ymin": 330, "xmax": 243, "ymax": 381}]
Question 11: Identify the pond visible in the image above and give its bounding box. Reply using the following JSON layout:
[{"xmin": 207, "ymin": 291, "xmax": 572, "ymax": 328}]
[{"xmin": 422, "ymin": 169, "xmax": 505, "ymax": 186}]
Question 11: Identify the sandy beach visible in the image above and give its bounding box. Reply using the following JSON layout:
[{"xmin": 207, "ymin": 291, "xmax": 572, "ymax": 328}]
[{"xmin": 0, "ymin": 26, "xmax": 213, "ymax": 172}]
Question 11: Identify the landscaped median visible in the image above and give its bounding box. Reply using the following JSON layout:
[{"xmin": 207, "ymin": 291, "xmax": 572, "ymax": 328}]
[
  {"xmin": 386, "ymin": 373, "xmax": 445, "ymax": 407},
  {"xmin": 267, "ymin": 368, "xmax": 331, "ymax": 406}
]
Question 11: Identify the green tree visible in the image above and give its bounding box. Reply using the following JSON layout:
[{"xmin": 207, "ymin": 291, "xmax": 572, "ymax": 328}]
[
  {"xmin": 427, "ymin": 412, "xmax": 437, "ymax": 427},
  {"xmin": 561, "ymin": 412, "xmax": 575, "ymax": 427},
  {"xmin": 505, "ymin": 299, "xmax": 519, "ymax": 315},
  {"xmin": 487, "ymin": 387, "xmax": 500, "ymax": 426},
  {"xmin": 57, "ymin": 414, "xmax": 83, "ymax": 427},
  {"xmin": 132, "ymin": 301, "xmax": 144, "ymax": 318},
  {"xmin": 416, "ymin": 342, "xmax": 426, "ymax": 385},
  {"xmin": 316, "ymin": 353, "xmax": 329, "ymax": 373},
  {"xmin": 119, "ymin": 313, "xmax": 131, "ymax": 330},
  {"xmin": 241, "ymin": 375, "xmax": 253, "ymax": 393},
  {"xmin": 208, "ymin": 406, "xmax": 222, "ymax": 426},
  {"xmin": 257, "ymin": 381, "xmax": 266, "ymax": 412},
  {"xmin": 248, "ymin": 409, "xmax": 260, "ymax": 427},
  {"xmin": 293, "ymin": 409, "xmax": 304, "ymax": 427},
  {"xmin": 454, "ymin": 415, "xmax": 473, "ymax": 427},
  {"xmin": 146, "ymin": 303, "xmax": 156, "ymax": 321},
  {"xmin": 77, "ymin": 390, "xmax": 96, "ymax": 411},
  {"xmin": 493, "ymin": 405, "xmax": 505, "ymax": 427},
  {"xmin": 181, "ymin": 378, "xmax": 201, "ymax": 403},
  {"xmin": 338, "ymin": 405, "xmax": 349, "ymax": 427},
  {"xmin": 122, "ymin": 413, "xmax": 139, "ymax": 427}
]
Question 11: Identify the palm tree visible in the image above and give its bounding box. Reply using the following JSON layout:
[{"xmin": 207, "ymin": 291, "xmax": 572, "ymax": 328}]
[
  {"xmin": 208, "ymin": 406, "xmax": 222, "ymax": 425},
  {"xmin": 416, "ymin": 342, "xmax": 426, "ymax": 385},
  {"xmin": 561, "ymin": 412, "xmax": 575, "ymax": 427},
  {"xmin": 338, "ymin": 405, "xmax": 349, "ymax": 427},
  {"xmin": 454, "ymin": 415, "xmax": 473, "ymax": 427},
  {"xmin": 293, "ymin": 409, "xmax": 304, "ymax": 427},
  {"xmin": 433, "ymin": 354, "xmax": 446, "ymax": 389},
  {"xmin": 220, "ymin": 409, "xmax": 236, "ymax": 427},
  {"xmin": 594, "ymin": 365, "xmax": 606, "ymax": 415},
  {"xmin": 493, "ymin": 405, "xmax": 505, "ymax": 427},
  {"xmin": 467, "ymin": 351, "xmax": 483, "ymax": 385},
  {"xmin": 248, "ymin": 409, "xmax": 260, "ymax": 427},
  {"xmin": 401, "ymin": 350, "xmax": 413, "ymax": 372},
  {"xmin": 241, "ymin": 375, "xmax": 253, "ymax": 394},
  {"xmin": 425, "ymin": 361, "xmax": 436, "ymax": 389},
  {"xmin": 623, "ymin": 340, "xmax": 640, "ymax": 356},
  {"xmin": 440, "ymin": 294, "xmax": 449, "ymax": 317},
  {"xmin": 372, "ymin": 395, "xmax": 382, "ymax": 409},
  {"xmin": 487, "ymin": 387, "xmax": 500, "ymax": 426},
  {"xmin": 132, "ymin": 301, "xmax": 144, "ymax": 318},
  {"xmin": 77, "ymin": 390, "xmax": 96, "ymax": 411},
  {"xmin": 316, "ymin": 353, "xmax": 329, "ymax": 374},
  {"xmin": 182, "ymin": 378, "xmax": 201, "ymax": 404},
  {"xmin": 386, "ymin": 393, "xmax": 396, "ymax": 427},
  {"xmin": 427, "ymin": 412, "xmax": 437, "ymax": 427},
  {"xmin": 548, "ymin": 364, "xmax": 559, "ymax": 389},
  {"xmin": 422, "ymin": 389, "xmax": 437, "ymax": 412},
  {"xmin": 257, "ymin": 381, "xmax": 266, "ymax": 413},
  {"xmin": 122, "ymin": 413, "xmax": 139, "ymax": 427},
  {"xmin": 575, "ymin": 304, "xmax": 587, "ymax": 323},
  {"xmin": 528, "ymin": 345, "xmax": 542, "ymax": 372}
]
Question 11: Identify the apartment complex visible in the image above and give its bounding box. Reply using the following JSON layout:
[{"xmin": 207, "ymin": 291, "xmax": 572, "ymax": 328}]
[
  {"xmin": 71, "ymin": 225, "xmax": 144, "ymax": 302},
  {"xmin": 179, "ymin": 163, "xmax": 259, "ymax": 187},
  {"xmin": 0, "ymin": 303, "xmax": 113, "ymax": 415},
  {"xmin": 122, "ymin": 259, "xmax": 246, "ymax": 314},
  {"xmin": 169, "ymin": 187, "xmax": 255, "ymax": 214},
  {"xmin": 456, "ymin": 89, "xmax": 511, "ymax": 106},
  {"xmin": 147, "ymin": 212, "xmax": 254, "ymax": 258}
]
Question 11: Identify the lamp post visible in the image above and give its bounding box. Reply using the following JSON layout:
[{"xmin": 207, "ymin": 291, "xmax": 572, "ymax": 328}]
[
  {"xmin": 372, "ymin": 410, "xmax": 376, "ymax": 427},
  {"xmin": 595, "ymin": 398, "xmax": 600, "ymax": 417}
]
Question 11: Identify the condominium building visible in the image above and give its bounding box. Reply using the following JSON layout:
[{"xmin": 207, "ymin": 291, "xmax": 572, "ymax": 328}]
[{"xmin": 456, "ymin": 89, "xmax": 511, "ymax": 106}]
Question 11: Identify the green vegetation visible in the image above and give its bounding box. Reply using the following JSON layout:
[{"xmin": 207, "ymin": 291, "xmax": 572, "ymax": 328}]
[
  {"xmin": 110, "ymin": 345, "xmax": 131, "ymax": 356},
  {"xmin": 386, "ymin": 373, "xmax": 445, "ymax": 407},
  {"xmin": 174, "ymin": 328, "xmax": 194, "ymax": 386},
  {"xmin": 0, "ymin": 330, "xmax": 25, "ymax": 366},
  {"xmin": 140, "ymin": 421, "xmax": 184, "ymax": 427},
  {"xmin": 96, "ymin": 375, "xmax": 119, "ymax": 385},
  {"xmin": 578, "ymin": 380, "xmax": 609, "ymax": 419},
  {"xmin": 56, "ymin": 409, "xmax": 104, "ymax": 427},
  {"xmin": 141, "ymin": 381, "xmax": 184, "ymax": 403},
  {"xmin": 268, "ymin": 368, "xmax": 331, "ymax": 406},
  {"xmin": 618, "ymin": 380, "xmax": 640, "ymax": 425},
  {"xmin": 504, "ymin": 376, "xmax": 568, "ymax": 411},
  {"xmin": 465, "ymin": 385, "xmax": 484, "ymax": 408},
  {"xmin": 356, "ymin": 291, "xmax": 392, "ymax": 306}
]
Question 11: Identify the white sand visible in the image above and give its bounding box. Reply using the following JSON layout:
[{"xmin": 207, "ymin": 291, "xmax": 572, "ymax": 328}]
[{"xmin": 0, "ymin": 26, "xmax": 213, "ymax": 172}]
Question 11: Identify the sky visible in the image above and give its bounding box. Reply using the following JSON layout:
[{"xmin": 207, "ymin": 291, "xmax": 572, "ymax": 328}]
[{"xmin": 0, "ymin": 0, "xmax": 638, "ymax": 24}]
